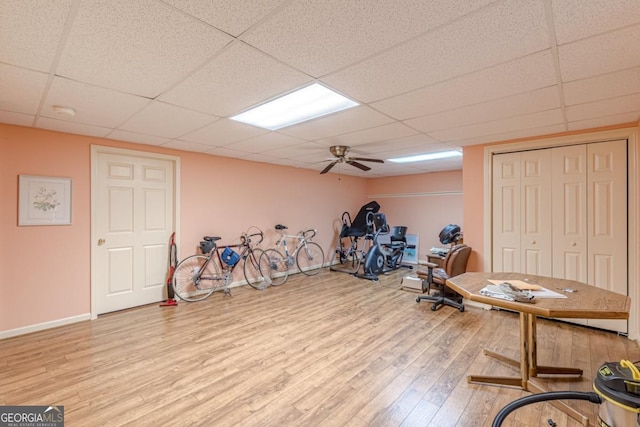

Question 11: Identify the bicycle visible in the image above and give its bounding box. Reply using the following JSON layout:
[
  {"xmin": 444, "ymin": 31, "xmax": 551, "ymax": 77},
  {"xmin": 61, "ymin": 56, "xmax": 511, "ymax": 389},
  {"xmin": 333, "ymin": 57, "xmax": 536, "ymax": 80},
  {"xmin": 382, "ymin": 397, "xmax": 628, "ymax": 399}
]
[
  {"xmin": 172, "ymin": 227, "xmax": 271, "ymax": 302},
  {"xmin": 260, "ymin": 224, "xmax": 325, "ymax": 286}
]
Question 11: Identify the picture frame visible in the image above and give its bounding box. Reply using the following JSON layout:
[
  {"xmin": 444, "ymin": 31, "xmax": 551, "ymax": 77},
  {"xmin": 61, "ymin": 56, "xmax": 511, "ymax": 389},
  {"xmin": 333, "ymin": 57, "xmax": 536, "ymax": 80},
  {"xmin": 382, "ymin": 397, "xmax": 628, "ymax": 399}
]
[
  {"xmin": 18, "ymin": 175, "xmax": 72, "ymax": 226},
  {"xmin": 403, "ymin": 234, "xmax": 419, "ymax": 264}
]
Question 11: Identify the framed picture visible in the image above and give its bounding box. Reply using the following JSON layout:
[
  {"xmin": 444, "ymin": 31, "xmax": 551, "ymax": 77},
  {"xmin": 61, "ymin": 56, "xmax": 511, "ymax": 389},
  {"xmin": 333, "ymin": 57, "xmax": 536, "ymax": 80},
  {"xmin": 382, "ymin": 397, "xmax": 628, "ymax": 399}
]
[
  {"xmin": 18, "ymin": 175, "xmax": 72, "ymax": 226},
  {"xmin": 403, "ymin": 234, "xmax": 419, "ymax": 264}
]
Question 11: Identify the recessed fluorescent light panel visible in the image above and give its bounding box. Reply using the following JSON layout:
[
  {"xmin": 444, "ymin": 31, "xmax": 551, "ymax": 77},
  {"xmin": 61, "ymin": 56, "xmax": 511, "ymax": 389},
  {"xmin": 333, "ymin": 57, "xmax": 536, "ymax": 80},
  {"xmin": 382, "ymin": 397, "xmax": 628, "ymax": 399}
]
[
  {"xmin": 230, "ymin": 83, "xmax": 359, "ymax": 130},
  {"xmin": 387, "ymin": 150, "xmax": 462, "ymax": 163}
]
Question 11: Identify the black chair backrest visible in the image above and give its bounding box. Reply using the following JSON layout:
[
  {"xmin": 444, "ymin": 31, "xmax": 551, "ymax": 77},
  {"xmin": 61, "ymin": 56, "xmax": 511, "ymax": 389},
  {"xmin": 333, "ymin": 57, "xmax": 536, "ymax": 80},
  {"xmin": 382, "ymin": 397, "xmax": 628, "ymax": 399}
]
[
  {"xmin": 390, "ymin": 226, "xmax": 407, "ymax": 242},
  {"xmin": 346, "ymin": 201, "xmax": 380, "ymax": 237}
]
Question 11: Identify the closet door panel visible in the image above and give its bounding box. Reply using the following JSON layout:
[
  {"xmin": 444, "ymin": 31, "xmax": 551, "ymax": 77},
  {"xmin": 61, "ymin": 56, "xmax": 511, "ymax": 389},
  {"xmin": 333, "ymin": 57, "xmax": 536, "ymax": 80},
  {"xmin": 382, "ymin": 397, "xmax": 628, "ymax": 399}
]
[
  {"xmin": 587, "ymin": 140, "xmax": 627, "ymax": 333},
  {"xmin": 520, "ymin": 150, "xmax": 552, "ymax": 276},
  {"xmin": 492, "ymin": 153, "xmax": 521, "ymax": 272},
  {"xmin": 551, "ymin": 145, "xmax": 587, "ymax": 282}
]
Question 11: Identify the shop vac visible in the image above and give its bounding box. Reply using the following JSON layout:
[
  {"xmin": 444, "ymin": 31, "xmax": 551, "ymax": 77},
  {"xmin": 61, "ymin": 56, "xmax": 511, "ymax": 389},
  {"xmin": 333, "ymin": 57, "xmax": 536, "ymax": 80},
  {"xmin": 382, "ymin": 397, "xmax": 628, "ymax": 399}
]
[{"xmin": 492, "ymin": 360, "xmax": 640, "ymax": 426}]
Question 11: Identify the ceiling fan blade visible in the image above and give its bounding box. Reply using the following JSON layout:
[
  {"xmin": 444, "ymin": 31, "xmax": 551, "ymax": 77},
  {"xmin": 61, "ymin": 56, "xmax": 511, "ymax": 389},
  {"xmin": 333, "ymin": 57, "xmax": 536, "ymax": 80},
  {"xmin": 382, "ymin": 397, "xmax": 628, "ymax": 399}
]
[
  {"xmin": 320, "ymin": 160, "xmax": 338, "ymax": 174},
  {"xmin": 351, "ymin": 157, "xmax": 384, "ymax": 164},
  {"xmin": 346, "ymin": 160, "xmax": 371, "ymax": 171}
]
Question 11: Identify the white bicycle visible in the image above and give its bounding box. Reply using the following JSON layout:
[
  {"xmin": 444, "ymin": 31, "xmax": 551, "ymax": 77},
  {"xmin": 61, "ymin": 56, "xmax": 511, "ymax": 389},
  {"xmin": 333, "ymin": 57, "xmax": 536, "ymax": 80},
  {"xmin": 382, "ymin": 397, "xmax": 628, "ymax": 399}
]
[{"xmin": 260, "ymin": 224, "xmax": 325, "ymax": 286}]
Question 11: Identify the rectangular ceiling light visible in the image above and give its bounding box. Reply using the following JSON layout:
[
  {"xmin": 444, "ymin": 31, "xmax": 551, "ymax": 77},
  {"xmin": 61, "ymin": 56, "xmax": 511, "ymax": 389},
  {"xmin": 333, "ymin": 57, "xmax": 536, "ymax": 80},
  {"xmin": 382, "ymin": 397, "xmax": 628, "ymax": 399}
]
[
  {"xmin": 230, "ymin": 83, "xmax": 359, "ymax": 130},
  {"xmin": 387, "ymin": 150, "xmax": 462, "ymax": 163}
]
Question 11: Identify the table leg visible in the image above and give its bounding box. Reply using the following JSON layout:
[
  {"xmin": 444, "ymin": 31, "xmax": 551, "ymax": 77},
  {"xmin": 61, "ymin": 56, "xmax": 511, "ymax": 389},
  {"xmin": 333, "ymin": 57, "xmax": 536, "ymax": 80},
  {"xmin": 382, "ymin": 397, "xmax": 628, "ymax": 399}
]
[
  {"xmin": 527, "ymin": 314, "xmax": 583, "ymax": 378},
  {"xmin": 467, "ymin": 312, "xmax": 529, "ymax": 389},
  {"xmin": 467, "ymin": 312, "xmax": 589, "ymax": 425}
]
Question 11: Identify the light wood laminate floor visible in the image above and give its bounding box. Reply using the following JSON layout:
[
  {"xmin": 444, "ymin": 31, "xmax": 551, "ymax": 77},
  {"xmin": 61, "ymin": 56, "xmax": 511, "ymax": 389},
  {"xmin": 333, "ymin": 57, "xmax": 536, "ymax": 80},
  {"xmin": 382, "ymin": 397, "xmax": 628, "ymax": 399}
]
[{"xmin": 1, "ymin": 268, "xmax": 638, "ymax": 426}]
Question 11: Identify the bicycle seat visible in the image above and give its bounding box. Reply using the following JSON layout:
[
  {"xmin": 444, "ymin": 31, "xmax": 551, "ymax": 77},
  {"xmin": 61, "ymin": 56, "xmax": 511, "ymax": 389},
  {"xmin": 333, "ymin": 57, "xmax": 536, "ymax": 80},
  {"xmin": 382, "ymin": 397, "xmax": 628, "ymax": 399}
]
[
  {"xmin": 275, "ymin": 224, "xmax": 288, "ymax": 230},
  {"xmin": 202, "ymin": 236, "xmax": 221, "ymax": 242}
]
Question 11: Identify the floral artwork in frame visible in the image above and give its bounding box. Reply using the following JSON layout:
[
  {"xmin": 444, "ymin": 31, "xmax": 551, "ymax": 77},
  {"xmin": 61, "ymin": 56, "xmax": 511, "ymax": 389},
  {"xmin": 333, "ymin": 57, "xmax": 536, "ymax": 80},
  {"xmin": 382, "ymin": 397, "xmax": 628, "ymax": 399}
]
[{"xmin": 18, "ymin": 175, "xmax": 72, "ymax": 226}]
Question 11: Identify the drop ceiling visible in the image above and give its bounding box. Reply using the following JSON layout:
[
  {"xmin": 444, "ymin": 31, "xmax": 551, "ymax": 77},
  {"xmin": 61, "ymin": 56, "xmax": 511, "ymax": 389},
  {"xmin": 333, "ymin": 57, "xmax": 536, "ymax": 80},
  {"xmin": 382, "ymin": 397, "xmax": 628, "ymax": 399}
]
[{"xmin": 1, "ymin": 0, "xmax": 639, "ymax": 177}]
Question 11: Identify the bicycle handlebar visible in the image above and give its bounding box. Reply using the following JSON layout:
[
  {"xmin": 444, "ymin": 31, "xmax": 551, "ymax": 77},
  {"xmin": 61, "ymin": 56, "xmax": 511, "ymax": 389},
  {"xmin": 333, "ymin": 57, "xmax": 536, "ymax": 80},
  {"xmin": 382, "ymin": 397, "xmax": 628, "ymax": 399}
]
[
  {"xmin": 241, "ymin": 231, "xmax": 264, "ymax": 246},
  {"xmin": 302, "ymin": 228, "xmax": 317, "ymax": 240}
]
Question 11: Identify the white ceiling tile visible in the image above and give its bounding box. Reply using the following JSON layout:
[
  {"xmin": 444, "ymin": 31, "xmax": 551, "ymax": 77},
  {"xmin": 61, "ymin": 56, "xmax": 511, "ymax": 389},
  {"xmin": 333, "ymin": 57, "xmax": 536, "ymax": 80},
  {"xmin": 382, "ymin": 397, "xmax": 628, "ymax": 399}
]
[
  {"xmin": 373, "ymin": 50, "xmax": 557, "ymax": 120},
  {"xmin": 243, "ymin": 0, "xmax": 494, "ymax": 77},
  {"xmin": 224, "ymin": 132, "xmax": 306, "ymax": 152},
  {"xmin": 324, "ymin": 0, "xmax": 549, "ymax": 103},
  {"xmin": 0, "ymin": 111, "xmax": 34, "ymax": 127},
  {"xmin": 454, "ymin": 123, "xmax": 567, "ymax": 146},
  {"xmin": 0, "ymin": 64, "xmax": 48, "ymax": 115},
  {"xmin": 430, "ymin": 109, "xmax": 565, "ymax": 141},
  {"xmin": 106, "ymin": 130, "xmax": 170, "ymax": 146},
  {"xmin": 203, "ymin": 145, "xmax": 255, "ymax": 158},
  {"xmin": 559, "ymin": 23, "xmax": 640, "ymax": 82},
  {"xmin": 278, "ymin": 106, "xmax": 394, "ymax": 140},
  {"xmin": 42, "ymin": 77, "xmax": 150, "ymax": 128},
  {"xmin": 568, "ymin": 111, "xmax": 640, "ymax": 131},
  {"xmin": 120, "ymin": 101, "xmax": 218, "ymax": 138},
  {"xmin": 264, "ymin": 142, "xmax": 328, "ymax": 162},
  {"xmin": 314, "ymin": 122, "xmax": 419, "ymax": 148},
  {"xmin": 353, "ymin": 135, "xmax": 441, "ymax": 156},
  {"xmin": 566, "ymin": 93, "xmax": 640, "ymax": 122},
  {"xmin": 35, "ymin": 117, "xmax": 111, "ymax": 137},
  {"xmin": 162, "ymin": 0, "xmax": 288, "ymax": 37},
  {"xmin": 563, "ymin": 67, "xmax": 640, "ymax": 105},
  {"xmin": 0, "ymin": 0, "xmax": 72, "ymax": 72},
  {"xmin": 56, "ymin": 0, "xmax": 232, "ymax": 97},
  {"xmin": 180, "ymin": 118, "xmax": 267, "ymax": 146},
  {"xmin": 159, "ymin": 42, "xmax": 312, "ymax": 117},
  {"xmin": 163, "ymin": 139, "xmax": 212, "ymax": 153},
  {"xmin": 405, "ymin": 86, "xmax": 561, "ymax": 133},
  {"xmin": 552, "ymin": 0, "xmax": 640, "ymax": 44}
]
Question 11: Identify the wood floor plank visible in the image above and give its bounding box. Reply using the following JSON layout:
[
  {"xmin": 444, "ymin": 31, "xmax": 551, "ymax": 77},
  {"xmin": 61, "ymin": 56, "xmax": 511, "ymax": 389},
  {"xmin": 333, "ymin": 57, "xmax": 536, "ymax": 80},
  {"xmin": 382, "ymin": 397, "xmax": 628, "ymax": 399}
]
[{"xmin": 1, "ymin": 268, "xmax": 638, "ymax": 426}]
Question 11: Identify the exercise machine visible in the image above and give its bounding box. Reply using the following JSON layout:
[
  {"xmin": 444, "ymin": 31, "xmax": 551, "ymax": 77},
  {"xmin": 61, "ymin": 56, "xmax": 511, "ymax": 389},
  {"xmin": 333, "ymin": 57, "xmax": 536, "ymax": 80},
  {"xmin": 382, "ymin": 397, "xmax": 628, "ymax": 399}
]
[{"xmin": 357, "ymin": 212, "xmax": 412, "ymax": 281}]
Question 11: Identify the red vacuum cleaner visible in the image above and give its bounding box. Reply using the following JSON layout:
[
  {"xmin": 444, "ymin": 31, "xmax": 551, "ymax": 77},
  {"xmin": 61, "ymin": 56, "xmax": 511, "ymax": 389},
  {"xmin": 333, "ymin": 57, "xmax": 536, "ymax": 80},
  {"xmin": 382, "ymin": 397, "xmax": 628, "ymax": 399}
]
[{"xmin": 160, "ymin": 232, "xmax": 178, "ymax": 306}]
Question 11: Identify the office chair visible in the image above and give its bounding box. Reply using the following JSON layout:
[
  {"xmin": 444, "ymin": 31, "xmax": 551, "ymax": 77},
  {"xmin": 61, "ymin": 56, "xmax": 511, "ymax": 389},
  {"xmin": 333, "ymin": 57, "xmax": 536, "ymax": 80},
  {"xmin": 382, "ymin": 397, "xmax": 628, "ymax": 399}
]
[{"xmin": 415, "ymin": 244, "xmax": 471, "ymax": 312}]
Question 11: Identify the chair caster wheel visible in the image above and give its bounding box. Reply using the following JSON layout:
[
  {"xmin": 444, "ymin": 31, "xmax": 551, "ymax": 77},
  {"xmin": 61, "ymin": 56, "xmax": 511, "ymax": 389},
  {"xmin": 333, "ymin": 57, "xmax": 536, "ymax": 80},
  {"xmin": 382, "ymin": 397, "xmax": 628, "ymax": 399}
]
[
  {"xmin": 431, "ymin": 305, "xmax": 437, "ymax": 311},
  {"xmin": 416, "ymin": 297, "xmax": 420, "ymax": 303},
  {"xmin": 459, "ymin": 306, "xmax": 465, "ymax": 312}
]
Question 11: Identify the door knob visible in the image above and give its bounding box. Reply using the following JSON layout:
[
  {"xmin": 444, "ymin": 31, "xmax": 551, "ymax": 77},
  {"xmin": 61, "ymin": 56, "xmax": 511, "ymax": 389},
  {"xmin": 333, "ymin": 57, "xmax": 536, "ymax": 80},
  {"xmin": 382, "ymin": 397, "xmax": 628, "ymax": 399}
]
[
  {"xmin": 531, "ymin": 240, "xmax": 536, "ymax": 244},
  {"xmin": 571, "ymin": 242, "xmax": 576, "ymax": 246},
  {"xmin": 98, "ymin": 238, "xmax": 106, "ymax": 246}
]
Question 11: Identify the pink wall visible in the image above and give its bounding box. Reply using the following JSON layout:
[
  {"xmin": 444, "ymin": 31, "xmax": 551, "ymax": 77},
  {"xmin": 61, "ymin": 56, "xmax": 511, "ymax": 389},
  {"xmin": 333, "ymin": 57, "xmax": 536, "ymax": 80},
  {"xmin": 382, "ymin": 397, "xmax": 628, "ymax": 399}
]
[
  {"xmin": 2, "ymin": 123, "xmax": 456, "ymax": 335},
  {"xmin": 366, "ymin": 171, "xmax": 463, "ymax": 260}
]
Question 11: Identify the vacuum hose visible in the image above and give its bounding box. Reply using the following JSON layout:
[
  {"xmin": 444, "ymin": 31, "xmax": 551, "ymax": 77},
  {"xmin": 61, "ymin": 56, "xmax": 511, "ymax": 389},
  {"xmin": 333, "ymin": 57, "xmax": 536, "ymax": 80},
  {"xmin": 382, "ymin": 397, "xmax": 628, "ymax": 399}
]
[{"xmin": 492, "ymin": 391, "xmax": 602, "ymax": 426}]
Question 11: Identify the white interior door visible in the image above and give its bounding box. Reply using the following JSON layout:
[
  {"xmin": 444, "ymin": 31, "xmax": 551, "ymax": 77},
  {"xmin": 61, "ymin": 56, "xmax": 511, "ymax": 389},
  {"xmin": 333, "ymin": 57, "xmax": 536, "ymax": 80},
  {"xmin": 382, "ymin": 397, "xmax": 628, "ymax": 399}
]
[{"xmin": 93, "ymin": 147, "xmax": 176, "ymax": 315}]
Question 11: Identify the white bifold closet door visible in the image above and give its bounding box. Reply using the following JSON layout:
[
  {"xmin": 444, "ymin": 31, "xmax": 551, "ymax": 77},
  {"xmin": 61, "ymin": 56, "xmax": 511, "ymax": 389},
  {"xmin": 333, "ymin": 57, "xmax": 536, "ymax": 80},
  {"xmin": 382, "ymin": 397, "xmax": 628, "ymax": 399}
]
[{"xmin": 492, "ymin": 140, "xmax": 628, "ymax": 333}]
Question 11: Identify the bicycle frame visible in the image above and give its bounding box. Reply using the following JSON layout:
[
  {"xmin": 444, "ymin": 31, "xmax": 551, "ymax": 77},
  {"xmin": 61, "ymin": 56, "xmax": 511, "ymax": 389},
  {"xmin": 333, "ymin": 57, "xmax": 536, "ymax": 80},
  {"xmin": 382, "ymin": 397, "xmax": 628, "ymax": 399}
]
[
  {"xmin": 193, "ymin": 232, "xmax": 263, "ymax": 295},
  {"xmin": 275, "ymin": 229, "xmax": 315, "ymax": 266}
]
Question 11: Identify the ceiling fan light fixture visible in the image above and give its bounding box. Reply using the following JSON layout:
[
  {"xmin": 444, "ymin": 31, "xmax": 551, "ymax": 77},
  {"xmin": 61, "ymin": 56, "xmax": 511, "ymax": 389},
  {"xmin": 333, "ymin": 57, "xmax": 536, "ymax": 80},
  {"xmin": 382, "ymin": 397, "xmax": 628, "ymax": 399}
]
[
  {"xmin": 230, "ymin": 83, "xmax": 358, "ymax": 131},
  {"xmin": 387, "ymin": 150, "xmax": 462, "ymax": 163}
]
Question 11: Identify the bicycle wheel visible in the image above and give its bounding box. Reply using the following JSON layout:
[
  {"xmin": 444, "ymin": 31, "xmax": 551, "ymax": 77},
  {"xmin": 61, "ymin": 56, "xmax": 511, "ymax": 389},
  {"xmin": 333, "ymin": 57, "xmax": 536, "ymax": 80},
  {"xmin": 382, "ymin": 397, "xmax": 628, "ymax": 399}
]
[
  {"xmin": 243, "ymin": 248, "xmax": 270, "ymax": 290},
  {"xmin": 329, "ymin": 247, "xmax": 361, "ymax": 274},
  {"xmin": 260, "ymin": 249, "xmax": 289, "ymax": 286},
  {"xmin": 173, "ymin": 255, "xmax": 221, "ymax": 302},
  {"xmin": 296, "ymin": 241, "xmax": 325, "ymax": 276}
]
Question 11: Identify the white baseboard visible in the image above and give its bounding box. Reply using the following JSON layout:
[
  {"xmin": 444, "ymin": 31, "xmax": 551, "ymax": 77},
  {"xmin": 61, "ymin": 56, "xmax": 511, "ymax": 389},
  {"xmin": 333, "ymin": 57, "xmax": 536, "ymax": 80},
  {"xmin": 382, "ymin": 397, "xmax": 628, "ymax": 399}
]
[{"xmin": 0, "ymin": 313, "xmax": 91, "ymax": 339}]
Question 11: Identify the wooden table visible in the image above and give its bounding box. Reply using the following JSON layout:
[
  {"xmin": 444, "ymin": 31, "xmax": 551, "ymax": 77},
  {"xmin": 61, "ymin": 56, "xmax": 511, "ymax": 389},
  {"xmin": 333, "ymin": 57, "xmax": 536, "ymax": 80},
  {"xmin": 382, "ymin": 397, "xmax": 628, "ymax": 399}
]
[{"xmin": 446, "ymin": 272, "xmax": 631, "ymax": 426}]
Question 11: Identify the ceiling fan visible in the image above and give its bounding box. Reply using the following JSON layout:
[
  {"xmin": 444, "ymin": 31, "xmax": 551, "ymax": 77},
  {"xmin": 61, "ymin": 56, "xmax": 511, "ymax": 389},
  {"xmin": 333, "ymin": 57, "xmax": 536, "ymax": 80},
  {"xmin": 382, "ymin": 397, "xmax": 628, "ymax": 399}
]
[{"xmin": 320, "ymin": 145, "xmax": 384, "ymax": 174}]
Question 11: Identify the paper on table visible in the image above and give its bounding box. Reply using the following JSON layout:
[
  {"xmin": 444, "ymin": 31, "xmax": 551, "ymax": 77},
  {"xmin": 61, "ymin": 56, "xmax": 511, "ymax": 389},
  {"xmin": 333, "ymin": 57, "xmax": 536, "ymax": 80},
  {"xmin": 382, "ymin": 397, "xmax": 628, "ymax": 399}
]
[
  {"xmin": 487, "ymin": 279, "xmax": 542, "ymax": 290},
  {"xmin": 487, "ymin": 279, "xmax": 567, "ymax": 299},
  {"xmin": 529, "ymin": 288, "xmax": 567, "ymax": 299}
]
